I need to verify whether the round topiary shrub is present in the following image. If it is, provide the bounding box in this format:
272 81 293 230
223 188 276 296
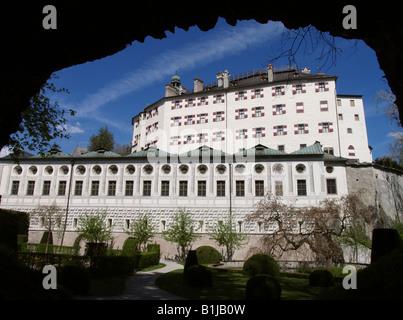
196 246 222 265
243 253 280 277
245 274 281 300
184 265 213 287
309 269 335 287
58 265 90 295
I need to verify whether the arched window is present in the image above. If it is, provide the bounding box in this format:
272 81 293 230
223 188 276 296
348 145 355 156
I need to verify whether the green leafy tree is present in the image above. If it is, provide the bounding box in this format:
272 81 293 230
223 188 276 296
124 214 156 251
209 213 248 261
32 203 64 253
162 208 199 260
88 126 115 151
76 210 114 244
7 74 75 160
337 220 371 263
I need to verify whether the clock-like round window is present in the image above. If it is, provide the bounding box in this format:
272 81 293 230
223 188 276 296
272 163 284 174
254 164 264 174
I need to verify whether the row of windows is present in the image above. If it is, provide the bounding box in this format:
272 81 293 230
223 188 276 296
10 178 338 197
135 82 342 126
169 101 333 128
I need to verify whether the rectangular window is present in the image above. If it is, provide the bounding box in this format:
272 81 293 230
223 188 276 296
255 89 261 98
179 181 188 197
198 181 206 196
217 180 225 197
296 84 302 94
143 180 151 196
216 111 223 121
188 99 194 107
319 82 325 92
74 181 83 196
275 181 283 196
201 97 206 105
327 179 337 194
324 147 334 155
91 181 100 196
42 181 51 196
297 180 307 196
238 91 245 100
125 181 134 196
108 181 116 196
200 113 207 123
216 95 222 103
57 181 67 196
236 180 245 197
277 125 284 136
338 113 343 120
255 180 264 197
275 86 282 96
11 181 19 195
355 114 359 121
322 122 329 132
350 100 355 106
278 145 285 152
298 124 305 134
255 106 262 117
161 181 169 196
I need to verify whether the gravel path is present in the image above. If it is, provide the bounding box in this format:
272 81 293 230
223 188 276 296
79 259 185 300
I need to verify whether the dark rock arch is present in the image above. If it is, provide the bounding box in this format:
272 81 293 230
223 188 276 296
2 2 402 149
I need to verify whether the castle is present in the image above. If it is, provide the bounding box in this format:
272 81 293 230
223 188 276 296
1 65 401 263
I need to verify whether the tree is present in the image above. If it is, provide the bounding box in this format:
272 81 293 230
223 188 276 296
377 89 403 165
31 203 64 253
76 210 114 244
247 192 374 264
7 74 75 161
209 213 248 261
124 214 156 251
113 143 132 156
88 126 115 151
162 208 199 260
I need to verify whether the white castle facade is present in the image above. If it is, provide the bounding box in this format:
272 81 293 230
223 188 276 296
1 65 400 263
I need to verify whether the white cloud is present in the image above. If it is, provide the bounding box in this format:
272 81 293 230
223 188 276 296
61 122 84 134
75 21 285 119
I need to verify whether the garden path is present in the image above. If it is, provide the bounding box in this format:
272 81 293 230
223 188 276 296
80 259 185 300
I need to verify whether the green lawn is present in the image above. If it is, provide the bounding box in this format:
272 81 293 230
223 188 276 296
155 268 337 300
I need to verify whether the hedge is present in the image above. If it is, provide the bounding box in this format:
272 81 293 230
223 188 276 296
0 209 29 251
17 252 87 270
18 243 78 256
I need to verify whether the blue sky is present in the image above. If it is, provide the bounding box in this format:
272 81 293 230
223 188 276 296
46 18 394 160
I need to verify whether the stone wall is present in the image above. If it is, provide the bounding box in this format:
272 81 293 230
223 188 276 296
346 163 403 227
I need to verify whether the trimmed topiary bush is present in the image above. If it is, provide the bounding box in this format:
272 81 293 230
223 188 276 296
184 265 213 287
184 250 198 271
245 274 281 300
243 253 280 277
371 228 402 264
122 237 139 257
196 246 222 265
309 269 335 287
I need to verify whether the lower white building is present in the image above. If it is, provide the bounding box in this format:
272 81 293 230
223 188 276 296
0 142 385 263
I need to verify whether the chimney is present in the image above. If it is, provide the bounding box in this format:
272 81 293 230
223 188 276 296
216 70 230 89
301 67 311 74
267 64 274 82
165 84 177 97
194 77 204 93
